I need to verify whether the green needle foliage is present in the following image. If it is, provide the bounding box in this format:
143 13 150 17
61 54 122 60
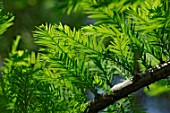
0 2 14 36
0 0 170 112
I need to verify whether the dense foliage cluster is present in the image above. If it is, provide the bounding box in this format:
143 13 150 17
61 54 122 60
0 0 170 112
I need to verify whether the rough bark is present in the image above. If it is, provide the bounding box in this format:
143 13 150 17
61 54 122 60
86 61 170 113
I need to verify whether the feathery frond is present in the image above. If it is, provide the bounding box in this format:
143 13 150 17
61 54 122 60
0 3 14 36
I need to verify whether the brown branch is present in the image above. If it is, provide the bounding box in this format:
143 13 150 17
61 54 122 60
86 61 170 113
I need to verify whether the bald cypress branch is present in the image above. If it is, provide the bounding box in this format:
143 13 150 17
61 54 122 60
86 61 170 113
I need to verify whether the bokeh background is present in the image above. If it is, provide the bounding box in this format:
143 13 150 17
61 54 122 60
0 0 88 59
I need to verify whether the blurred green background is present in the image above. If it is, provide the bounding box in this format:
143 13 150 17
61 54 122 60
0 0 87 60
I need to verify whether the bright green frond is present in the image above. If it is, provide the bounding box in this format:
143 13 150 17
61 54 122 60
0 3 14 36
34 23 107 59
